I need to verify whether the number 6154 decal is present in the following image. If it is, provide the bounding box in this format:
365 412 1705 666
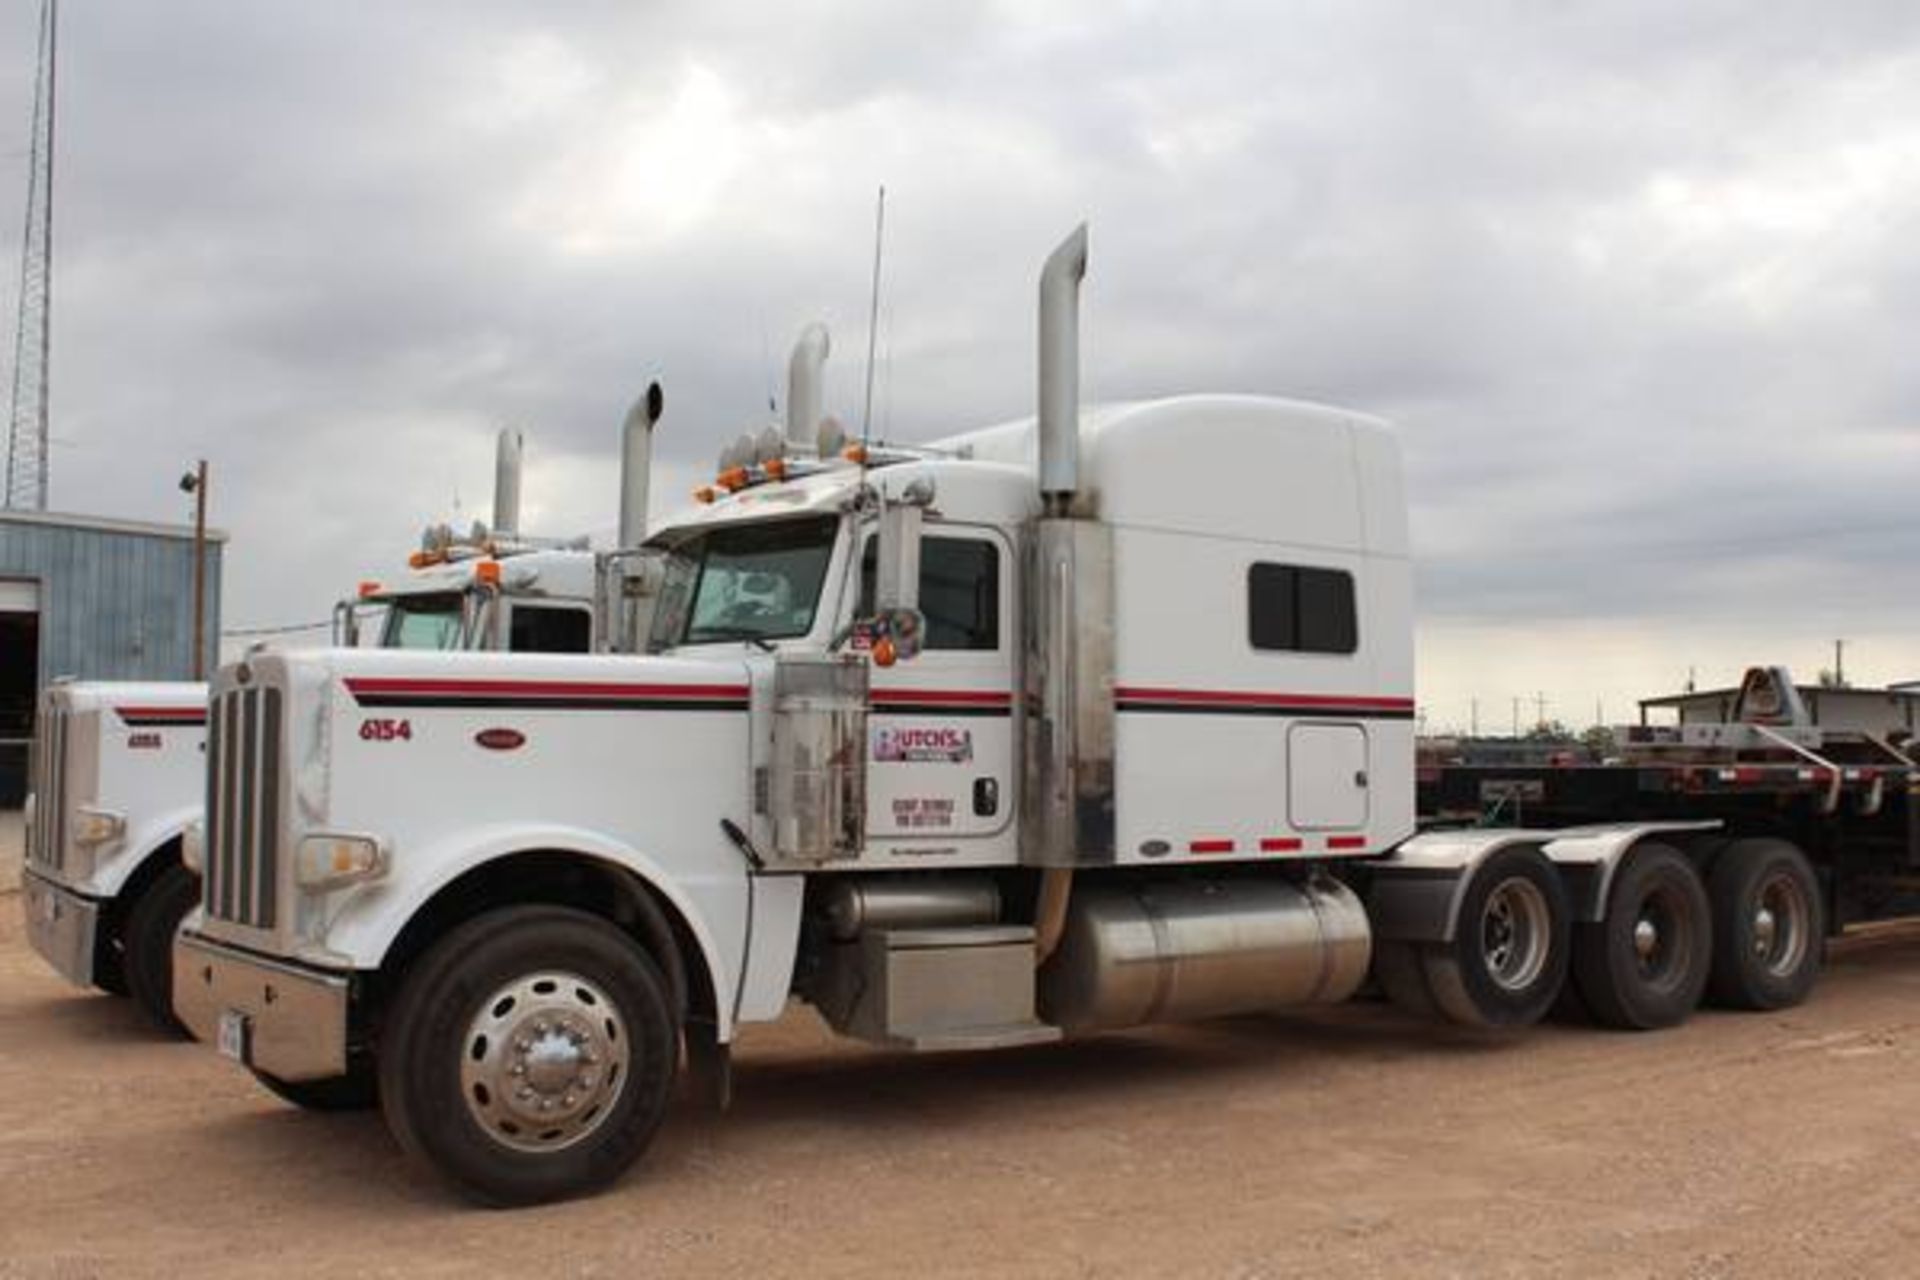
359 718 413 742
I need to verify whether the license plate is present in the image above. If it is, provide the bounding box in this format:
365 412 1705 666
217 1009 251 1064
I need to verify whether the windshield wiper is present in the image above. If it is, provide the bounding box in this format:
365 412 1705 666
686 627 777 651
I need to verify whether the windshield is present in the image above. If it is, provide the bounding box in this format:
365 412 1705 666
651 516 838 648
379 591 469 650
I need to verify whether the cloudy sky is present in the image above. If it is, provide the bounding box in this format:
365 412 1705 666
5 1 1920 731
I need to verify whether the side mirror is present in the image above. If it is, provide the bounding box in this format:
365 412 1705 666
873 493 927 664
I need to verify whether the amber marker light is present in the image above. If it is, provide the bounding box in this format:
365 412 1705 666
474 560 502 587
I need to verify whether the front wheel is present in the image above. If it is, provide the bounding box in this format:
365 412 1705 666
123 863 200 1036
377 906 679 1206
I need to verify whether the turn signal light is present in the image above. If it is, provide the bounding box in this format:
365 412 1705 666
357 580 382 599
474 560 502 588
72 806 126 847
716 466 751 492
295 833 389 892
843 444 869 464
764 457 790 481
872 635 898 668
693 486 718 505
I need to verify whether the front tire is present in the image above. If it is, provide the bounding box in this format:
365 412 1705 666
378 906 679 1206
123 863 199 1036
1571 842 1711 1030
1707 838 1823 1010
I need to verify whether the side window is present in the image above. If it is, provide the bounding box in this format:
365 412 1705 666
508 605 593 654
1249 563 1357 655
859 535 1001 651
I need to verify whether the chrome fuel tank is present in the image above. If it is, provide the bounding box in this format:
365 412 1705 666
1038 875 1371 1031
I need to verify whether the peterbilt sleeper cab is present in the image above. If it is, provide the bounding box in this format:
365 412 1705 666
173 226 1800 1206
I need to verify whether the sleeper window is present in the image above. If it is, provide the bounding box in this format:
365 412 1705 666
1249 563 1357 655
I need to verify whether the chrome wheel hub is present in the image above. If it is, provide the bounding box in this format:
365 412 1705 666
460 971 628 1153
1633 917 1660 961
1480 876 1552 992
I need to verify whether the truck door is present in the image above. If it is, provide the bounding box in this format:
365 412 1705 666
859 526 1015 854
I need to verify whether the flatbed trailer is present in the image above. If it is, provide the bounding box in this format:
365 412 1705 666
1420 672 1920 937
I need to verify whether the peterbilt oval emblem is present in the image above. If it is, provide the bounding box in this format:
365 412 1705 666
475 727 525 751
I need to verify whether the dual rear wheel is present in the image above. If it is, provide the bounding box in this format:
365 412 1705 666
1380 837 1824 1032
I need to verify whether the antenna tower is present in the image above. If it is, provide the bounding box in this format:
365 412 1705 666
5 0 56 510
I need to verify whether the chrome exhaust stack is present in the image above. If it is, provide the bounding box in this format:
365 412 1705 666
492 428 523 538
1023 222 1114 869
786 322 830 449
618 381 664 550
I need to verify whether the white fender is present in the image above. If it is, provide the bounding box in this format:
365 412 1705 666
91 804 203 899
316 822 750 1040
1541 821 1721 922
1368 828 1556 943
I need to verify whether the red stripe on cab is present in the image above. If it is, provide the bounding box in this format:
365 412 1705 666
342 677 748 699
1113 686 1414 711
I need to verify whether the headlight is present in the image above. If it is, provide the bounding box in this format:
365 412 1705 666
295 832 388 892
72 806 126 847
180 819 205 874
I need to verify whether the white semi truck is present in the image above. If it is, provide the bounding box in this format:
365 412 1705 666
20 426 634 1037
173 226 1832 1205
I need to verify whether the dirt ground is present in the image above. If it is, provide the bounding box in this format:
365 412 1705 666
6 820 1920 1280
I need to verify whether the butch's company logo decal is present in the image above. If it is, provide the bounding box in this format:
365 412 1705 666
873 725 974 764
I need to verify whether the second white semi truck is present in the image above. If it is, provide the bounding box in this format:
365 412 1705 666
21 426 630 1038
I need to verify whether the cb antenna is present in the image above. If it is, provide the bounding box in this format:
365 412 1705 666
860 184 885 450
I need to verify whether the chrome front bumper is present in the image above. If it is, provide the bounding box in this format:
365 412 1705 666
173 930 350 1081
21 870 99 988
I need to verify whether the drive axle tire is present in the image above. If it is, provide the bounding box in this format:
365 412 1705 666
1707 839 1823 1011
1571 842 1711 1031
123 863 200 1037
378 906 679 1207
254 1062 379 1111
1377 845 1570 1029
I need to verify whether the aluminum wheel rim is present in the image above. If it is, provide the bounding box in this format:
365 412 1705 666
1481 876 1552 992
1752 870 1811 979
459 970 628 1154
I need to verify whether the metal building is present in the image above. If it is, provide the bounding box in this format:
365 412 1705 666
0 509 224 802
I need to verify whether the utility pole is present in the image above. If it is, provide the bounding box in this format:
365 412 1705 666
181 461 207 679
1470 697 1479 738
1534 691 1548 732
1835 638 1846 688
5 0 57 510
1511 697 1520 738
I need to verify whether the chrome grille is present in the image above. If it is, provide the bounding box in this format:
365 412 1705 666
205 685 283 929
27 702 67 871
